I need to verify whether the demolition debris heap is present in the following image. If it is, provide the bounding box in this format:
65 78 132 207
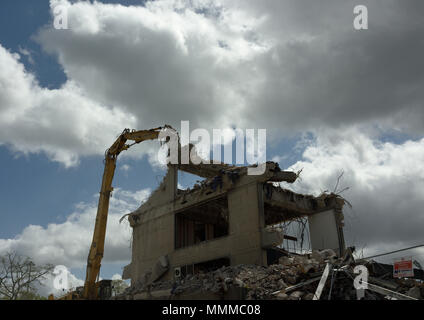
116 248 423 300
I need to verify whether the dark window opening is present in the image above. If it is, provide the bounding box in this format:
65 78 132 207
264 202 305 226
266 247 288 266
175 196 229 249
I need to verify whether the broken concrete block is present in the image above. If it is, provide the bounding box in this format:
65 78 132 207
301 263 317 274
261 227 284 248
285 276 298 285
278 279 287 289
303 293 315 300
222 282 228 292
289 291 304 300
406 286 422 299
276 292 289 300
137 271 152 288
149 255 169 284
279 256 294 266
122 263 132 280
134 292 149 300
268 171 298 183
309 258 321 265
234 278 245 287
311 250 325 264
150 289 172 299
319 249 337 260
310 249 337 264
293 255 308 265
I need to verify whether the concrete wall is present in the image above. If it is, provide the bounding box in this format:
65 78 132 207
308 209 344 256
227 182 266 266
128 206 175 283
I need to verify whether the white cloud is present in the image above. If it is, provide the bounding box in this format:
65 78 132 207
0 44 137 167
120 164 131 172
0 188 151 269
18 46 34 65
35 0 265 136
1 0 423 166
283 127 424 259
223 0 424 133
111 273 122 281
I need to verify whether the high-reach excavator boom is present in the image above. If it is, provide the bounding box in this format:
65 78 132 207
82 126 173 299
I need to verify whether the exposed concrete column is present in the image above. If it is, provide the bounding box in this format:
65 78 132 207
227 183 267 266
257 183 268 265
165 164 178 201
123 166 178 283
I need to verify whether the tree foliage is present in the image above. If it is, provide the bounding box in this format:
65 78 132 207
0 251 54 300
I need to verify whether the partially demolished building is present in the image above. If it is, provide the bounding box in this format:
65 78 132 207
122 154 346 286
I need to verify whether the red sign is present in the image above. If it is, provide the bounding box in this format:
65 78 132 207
393 257 414 278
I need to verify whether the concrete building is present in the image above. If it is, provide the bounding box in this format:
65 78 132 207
122 157 345 285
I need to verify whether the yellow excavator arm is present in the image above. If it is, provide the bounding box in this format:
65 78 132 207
82 126 173 299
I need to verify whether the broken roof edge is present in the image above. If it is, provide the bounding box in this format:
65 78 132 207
268 184 346 207
177 161 297 181
263 185 346 225
173 143 298 182
125 169 345 229
124 161 298 222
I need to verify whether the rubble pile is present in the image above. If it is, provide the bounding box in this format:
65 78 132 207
118 249 423 300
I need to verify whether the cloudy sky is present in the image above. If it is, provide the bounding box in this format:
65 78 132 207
0 0 423 294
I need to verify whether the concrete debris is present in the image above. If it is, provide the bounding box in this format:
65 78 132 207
150 255 169 284
114 248 423 300
276 292 288 300
133 255 169 289
289 291 304 300
406 286 422 299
